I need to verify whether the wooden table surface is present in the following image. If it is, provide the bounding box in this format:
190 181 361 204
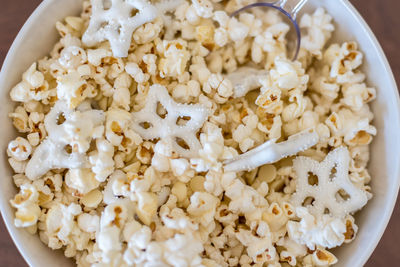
0 0 399 266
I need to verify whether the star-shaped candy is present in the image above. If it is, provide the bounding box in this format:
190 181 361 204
291 147 368 218
25 101 105 180
224 128 319 172
131 84 210 158
82 0 158 57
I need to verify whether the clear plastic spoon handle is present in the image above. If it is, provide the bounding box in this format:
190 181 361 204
276 0 308 19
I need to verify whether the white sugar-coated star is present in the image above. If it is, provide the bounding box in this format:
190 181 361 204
131 84 210 158
291 147 368 218
224 128 319 172
82 0 158 57
25 101 104 180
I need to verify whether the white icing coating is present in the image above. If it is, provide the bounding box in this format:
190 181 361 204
226 67 268 98
224 128 319 172
131 84 209 158
82 0 158 57
291 147 368 218
25 139 86 181
25 101 105 180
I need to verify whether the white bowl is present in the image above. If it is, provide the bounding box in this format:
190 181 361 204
0 0 399 266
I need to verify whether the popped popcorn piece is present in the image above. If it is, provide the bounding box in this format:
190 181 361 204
44 203 83 249
89 138 115 182
10 184 41 227
192 0 213 18
136 191 158 225
276 237 307 266
57 71 92 109
132 84 210 157
326 108 376 146
10 63 50 103
221 172 268 214
78 213 100 233
287 207 349 250
105 108 142 148
82 0 158 57
300 8 334 58
187 192 219 226
7 137 32 161
59 45 87 70
236 222 277 264
203 73 233 104
65 168 100 194
190 122 236 172
291 147 369 218
158 39 191 77
232 113 258 152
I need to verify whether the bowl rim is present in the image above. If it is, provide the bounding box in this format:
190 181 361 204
337 1 400 266
0 0 399 266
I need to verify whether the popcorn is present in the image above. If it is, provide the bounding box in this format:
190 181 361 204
89 138 115 182
81 189 103 208
287 207 348 250
325 42 365 84
341 83 376 111
105 108 136 147
214 28 228 47
192 0 213 18
325 108 376 145
203 73 233 104
65 168 100 194
235 223 277 264
9 106 29 133
57 71 92 109
187 192 219 226
6 2 376 266
7 137 32 161
277 237 307 266
136 192 158 225
221 172 267 215
125 62 150 84
190 122 234 172
59 46 87 70
87 48 112 66
300 8 334 58
78 213 100 233
10 63 50 103
172 80 201 103
158 39 191 77
232 113 258 152
227 18 249 42
133 17 163 44
44 203 83 249
10 184 41 227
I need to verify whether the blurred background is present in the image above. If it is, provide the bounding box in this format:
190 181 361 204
0 0 399 266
